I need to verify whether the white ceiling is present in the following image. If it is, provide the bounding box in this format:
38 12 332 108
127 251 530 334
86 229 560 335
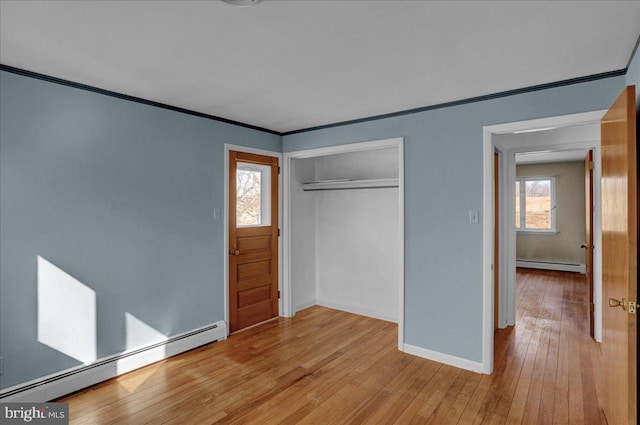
1 1 639 134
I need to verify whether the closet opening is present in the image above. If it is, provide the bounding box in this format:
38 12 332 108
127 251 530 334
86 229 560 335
283 138 405 349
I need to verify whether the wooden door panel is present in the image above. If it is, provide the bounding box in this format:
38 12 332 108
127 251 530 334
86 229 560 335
237 226 273 237
238 260 271 279
238 276 273 292
238 285 272 308
237 276 273 290
229 150 279 333
238 300 274 330
601 85 636 425
236 251 273 265
238 235 271 252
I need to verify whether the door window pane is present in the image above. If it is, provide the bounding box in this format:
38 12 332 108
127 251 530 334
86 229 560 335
236 162 271 226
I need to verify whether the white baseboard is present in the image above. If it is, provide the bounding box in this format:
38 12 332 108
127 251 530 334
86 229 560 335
0 320 227 402
315 299 397 323
402 343 485 374
516 260 586 274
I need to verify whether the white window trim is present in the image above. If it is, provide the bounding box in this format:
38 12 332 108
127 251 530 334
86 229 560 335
516 176 556 233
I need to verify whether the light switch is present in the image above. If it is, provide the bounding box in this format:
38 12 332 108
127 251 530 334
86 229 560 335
469 209 479 224
213 208 221 220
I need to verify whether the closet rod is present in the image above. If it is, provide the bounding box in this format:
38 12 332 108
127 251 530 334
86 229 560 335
303 185 399 192
302 177 399 191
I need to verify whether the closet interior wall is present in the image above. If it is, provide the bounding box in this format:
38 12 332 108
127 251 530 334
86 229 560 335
290 148 400 322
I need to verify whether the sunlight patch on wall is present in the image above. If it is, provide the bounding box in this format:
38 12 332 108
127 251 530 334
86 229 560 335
125 312 167 350
37 256 97 364
116 313 167 378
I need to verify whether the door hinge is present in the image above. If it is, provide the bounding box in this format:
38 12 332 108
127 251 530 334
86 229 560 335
278 228 280 237
628 301 636 314
278 166 281 175
278 290 281 299
589 160 594 170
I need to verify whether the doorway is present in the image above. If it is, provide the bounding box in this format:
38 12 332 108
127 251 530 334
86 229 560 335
482 110 606 373
224 145 283 334
512 151 594 331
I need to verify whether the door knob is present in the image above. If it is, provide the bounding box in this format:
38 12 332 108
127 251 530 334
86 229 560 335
230 248 240 256
609 297 627 310
580 244 587 249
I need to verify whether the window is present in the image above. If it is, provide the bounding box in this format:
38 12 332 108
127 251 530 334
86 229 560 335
236 162 271 226
515 176 556 232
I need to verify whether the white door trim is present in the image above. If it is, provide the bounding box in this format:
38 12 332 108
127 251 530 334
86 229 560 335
283 137 405 349
224 144 283 335
482 110 606 373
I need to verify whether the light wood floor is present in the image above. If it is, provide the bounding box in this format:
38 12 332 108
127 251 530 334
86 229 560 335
60 269 605 424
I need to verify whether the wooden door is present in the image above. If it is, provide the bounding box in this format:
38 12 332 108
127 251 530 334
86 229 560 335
584 150 594 338
494 152 499 329
229 151 279 333
601 85 636 425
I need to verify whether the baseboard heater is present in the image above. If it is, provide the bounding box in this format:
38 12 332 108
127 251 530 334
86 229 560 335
516 260 586 274
0 320 227 403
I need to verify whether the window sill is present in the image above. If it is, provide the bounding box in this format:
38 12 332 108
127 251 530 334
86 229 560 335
516 230 558 235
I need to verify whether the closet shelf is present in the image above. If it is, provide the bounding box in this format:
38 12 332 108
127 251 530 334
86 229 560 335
302 178 399 191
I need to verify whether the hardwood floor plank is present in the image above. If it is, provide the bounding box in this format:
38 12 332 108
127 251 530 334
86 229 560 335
553 287 571 425
425 369 482 424
366 359 442 423
538 275 562 422
239 329 394 424
394 364 462 422
504 272 550 424
567 285 587 424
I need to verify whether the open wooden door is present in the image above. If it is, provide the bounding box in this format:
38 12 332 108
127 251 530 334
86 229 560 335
229 151 279 333
601 85 637 425
584 150 594 338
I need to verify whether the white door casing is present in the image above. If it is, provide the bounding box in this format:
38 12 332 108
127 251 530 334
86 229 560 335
482 109 606 373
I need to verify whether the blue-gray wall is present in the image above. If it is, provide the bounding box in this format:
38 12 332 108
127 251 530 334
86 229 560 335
0 70 280 389
282 75 626 363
